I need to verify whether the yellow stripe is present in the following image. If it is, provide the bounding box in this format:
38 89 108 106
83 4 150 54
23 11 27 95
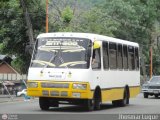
101 88 124 102
129 86 140 97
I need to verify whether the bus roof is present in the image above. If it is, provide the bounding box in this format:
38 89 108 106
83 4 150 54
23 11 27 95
37 32 139 47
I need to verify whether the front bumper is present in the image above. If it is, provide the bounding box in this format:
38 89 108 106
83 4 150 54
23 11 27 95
142 89 160 94
27 81 93 99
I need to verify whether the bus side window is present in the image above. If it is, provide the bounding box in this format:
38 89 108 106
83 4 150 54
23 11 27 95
135 47 139 70
117 44 123 69
103 41 109 69
109 42 117 69
123 45 128 70
92 48 101 69
128 46 135 70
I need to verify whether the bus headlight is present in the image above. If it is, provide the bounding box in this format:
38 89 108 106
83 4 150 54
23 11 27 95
73 84 87 90
27 82 38 88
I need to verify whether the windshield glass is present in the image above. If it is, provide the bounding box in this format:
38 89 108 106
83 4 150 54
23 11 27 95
30 37 92 69
150 76 160 83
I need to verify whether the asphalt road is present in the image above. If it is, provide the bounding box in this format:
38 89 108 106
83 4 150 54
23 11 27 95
0 93 160 120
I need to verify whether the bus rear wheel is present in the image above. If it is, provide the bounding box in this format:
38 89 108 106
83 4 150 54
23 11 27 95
39 97 50 110
94 95 101 110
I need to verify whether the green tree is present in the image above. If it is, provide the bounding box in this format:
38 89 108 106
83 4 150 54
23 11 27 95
0 0 45 73
100 0 160 75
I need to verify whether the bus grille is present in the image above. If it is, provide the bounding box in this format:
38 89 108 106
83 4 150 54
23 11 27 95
41 83 69 88
42 90 49 96
61 91 68 96
50 91 68 97
50 91 59 96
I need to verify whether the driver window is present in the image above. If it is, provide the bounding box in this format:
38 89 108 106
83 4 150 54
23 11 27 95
92 48 101 69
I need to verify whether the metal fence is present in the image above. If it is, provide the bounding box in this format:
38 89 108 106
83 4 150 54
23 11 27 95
0 74 27 97
0 74 27 81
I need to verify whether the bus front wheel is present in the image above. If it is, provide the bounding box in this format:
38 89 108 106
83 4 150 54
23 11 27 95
39 97 50 110
94 93 101 110
86 99 94 111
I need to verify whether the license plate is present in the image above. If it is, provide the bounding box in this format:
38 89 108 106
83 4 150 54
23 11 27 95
49 72 66 80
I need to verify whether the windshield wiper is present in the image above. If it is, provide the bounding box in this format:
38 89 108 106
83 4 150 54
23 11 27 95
40 41 68 73
57 41 68 69
40 50 57 73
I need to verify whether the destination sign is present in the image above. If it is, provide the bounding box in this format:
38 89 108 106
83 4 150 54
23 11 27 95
45 40 78 46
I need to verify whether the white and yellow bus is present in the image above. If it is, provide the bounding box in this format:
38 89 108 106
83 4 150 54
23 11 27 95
27 32 140 111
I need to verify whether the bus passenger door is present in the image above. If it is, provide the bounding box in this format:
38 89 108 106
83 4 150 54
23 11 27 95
91 41 102 84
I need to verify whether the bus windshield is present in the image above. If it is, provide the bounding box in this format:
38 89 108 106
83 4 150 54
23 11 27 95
30 37 92 69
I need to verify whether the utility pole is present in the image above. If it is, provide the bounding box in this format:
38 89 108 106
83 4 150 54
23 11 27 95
149 21 160 78
150 46 152 79
46 0 49 33
149 29 159 79
149 30 157 79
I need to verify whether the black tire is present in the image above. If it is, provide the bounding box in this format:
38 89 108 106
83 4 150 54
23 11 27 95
119 89 129 107
155 94 158 98
86 99 94 111
39 97 50 110
93 88 102 110
124 89 129 105
112 100 120 107
144 93 148 98
94 98 101 110
50 100 59 107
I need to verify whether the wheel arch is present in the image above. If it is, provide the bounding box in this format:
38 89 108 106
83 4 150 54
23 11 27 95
93 86 102 102
124 85 130 97
124 85 130 104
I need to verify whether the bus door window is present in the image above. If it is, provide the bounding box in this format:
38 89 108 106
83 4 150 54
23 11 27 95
92 48 101 69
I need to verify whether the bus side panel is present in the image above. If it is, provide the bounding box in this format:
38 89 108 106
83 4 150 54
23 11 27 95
129 86 140 98
101 86 140 103
101 88 124 102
